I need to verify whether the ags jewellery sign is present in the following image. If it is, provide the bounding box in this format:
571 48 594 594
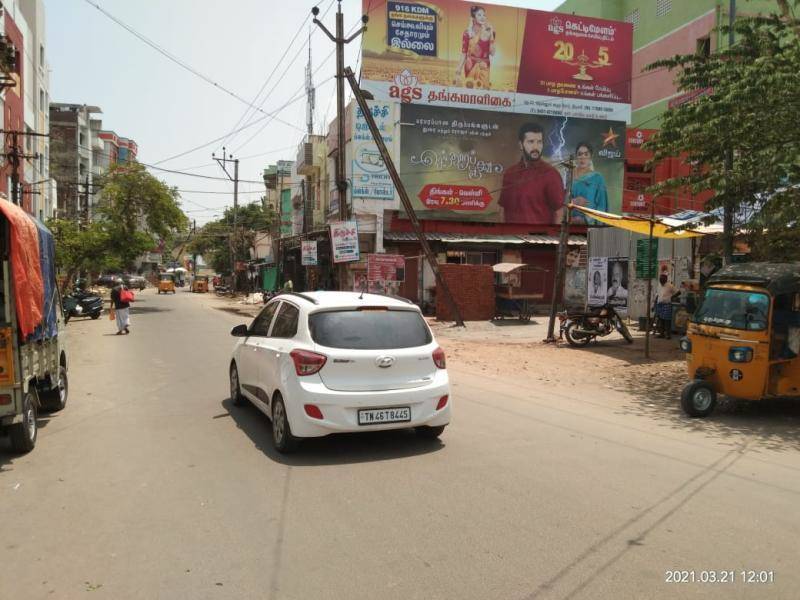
330 221 360 263
361 0 633 122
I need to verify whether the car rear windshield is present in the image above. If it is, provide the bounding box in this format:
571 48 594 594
309 308 432 349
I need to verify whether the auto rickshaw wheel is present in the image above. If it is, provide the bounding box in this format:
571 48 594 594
681 380 717 418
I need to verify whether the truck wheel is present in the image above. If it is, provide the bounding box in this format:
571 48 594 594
681 380 717 418
565 322 592 347
41 367 68 413
9 391 38 453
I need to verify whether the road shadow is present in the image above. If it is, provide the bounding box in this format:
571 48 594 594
129 306 172 315
558 334 681 366
489 319 539 327
213 306 259 320
221 398 445 466
609 359 800 453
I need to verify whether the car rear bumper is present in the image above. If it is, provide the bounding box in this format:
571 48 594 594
284 374 451 438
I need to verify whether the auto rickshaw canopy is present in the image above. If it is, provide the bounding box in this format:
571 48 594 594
160 273 175 281
707 263 800 295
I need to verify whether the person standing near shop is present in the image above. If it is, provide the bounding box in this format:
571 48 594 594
655 274 677 339
110 278 132 335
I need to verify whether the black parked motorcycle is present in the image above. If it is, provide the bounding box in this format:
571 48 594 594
63 289 103 323
559 304 634 347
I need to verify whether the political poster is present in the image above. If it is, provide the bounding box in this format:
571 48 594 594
361 0 632 122
588 257 607 307
301 240 318 266
400 103 624 223
330 221 360 263
607 257 629 309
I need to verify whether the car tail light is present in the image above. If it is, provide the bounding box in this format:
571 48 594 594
304 404 324 419
290 350 327 376
432 347 446 369
436 395 448 410
0 394 11 405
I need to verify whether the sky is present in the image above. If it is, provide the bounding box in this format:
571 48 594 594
46 0 564 224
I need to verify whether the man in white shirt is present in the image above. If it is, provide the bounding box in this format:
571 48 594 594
655 274 678 339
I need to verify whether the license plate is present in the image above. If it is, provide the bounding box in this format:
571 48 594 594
358 407 411 426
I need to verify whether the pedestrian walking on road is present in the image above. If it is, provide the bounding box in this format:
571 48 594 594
110 278 132 335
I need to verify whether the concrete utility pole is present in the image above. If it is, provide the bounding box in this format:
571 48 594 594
344 67 465 327
213 147 240 288
723 0 736 265
545 158 575 343
1 130 47 207
313 1 367 289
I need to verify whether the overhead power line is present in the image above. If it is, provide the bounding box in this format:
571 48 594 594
82 0 305 133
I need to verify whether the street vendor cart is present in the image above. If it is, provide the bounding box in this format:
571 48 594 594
492 263 546 322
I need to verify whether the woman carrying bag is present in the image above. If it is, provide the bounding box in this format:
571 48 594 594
110 278 134 335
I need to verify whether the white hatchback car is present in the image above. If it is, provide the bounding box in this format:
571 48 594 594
229 291 451 452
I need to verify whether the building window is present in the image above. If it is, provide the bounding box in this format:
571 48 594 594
697 36 711 58
39 44 44 67
625 9 640 31
39 88 45 111
656 0 672 18
79 132 86 147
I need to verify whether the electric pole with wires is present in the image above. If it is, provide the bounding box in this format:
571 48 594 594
1 129 47 208
212 148 240 288
313 1 368 289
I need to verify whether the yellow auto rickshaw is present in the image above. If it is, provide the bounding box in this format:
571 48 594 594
192 275 209 293
158 273 176 294
680 263 800 417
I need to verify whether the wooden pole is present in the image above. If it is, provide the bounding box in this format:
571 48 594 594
545 158 574 342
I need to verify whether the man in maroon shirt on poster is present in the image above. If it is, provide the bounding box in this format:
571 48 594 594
498 123 565 224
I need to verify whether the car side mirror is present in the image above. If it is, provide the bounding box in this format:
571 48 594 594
230 324 249 337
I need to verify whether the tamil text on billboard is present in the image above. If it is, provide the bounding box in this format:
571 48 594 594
352 101 397 201
330 221 360 263
362 0 632 122
399 104 625 223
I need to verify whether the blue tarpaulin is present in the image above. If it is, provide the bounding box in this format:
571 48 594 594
29 217 58 341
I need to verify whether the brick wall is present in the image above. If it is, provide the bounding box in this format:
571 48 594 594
436 264 495 321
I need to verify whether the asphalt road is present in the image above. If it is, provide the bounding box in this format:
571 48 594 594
1 288 799 600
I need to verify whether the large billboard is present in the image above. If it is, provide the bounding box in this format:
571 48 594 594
362 0 632 122
399 104 625 223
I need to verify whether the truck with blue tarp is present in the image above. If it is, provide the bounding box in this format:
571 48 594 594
0 199 68 453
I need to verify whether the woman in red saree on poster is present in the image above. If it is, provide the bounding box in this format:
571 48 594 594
454 5 495 89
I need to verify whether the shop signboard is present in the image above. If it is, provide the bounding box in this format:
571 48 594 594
330 221 360 263
367 254 406 282
352 101 396 201
301 240 318 266
400 103 625 223
636 239 658 279
361 0 632 122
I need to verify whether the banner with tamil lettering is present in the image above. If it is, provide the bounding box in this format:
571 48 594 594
361 0 632 122
399 104 625 223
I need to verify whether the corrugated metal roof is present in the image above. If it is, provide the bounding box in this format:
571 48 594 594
383 232 587 245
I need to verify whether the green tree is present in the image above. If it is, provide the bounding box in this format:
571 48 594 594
47 219 121 293
95 162 189 267
644 0 800 261
188 202 274 274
